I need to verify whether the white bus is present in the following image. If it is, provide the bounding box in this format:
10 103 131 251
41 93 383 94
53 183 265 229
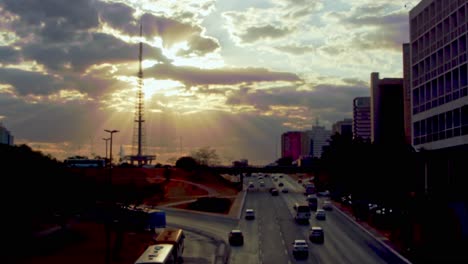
135 244 175 264
154 228 185 263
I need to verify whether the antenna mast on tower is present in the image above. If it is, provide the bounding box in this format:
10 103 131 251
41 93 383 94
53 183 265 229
125 22 156 166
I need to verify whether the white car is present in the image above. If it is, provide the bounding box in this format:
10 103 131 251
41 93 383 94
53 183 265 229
259 181 265 187
322 200 333 211
292 239 309 259
245 209 255 220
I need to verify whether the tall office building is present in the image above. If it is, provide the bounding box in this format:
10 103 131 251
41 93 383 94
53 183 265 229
281 131 309 161
353 97 371 141
0 123 14 145
410 0 468 150
306 122 331 158
332 118 353 138
403 43 413 145
370 73 405 145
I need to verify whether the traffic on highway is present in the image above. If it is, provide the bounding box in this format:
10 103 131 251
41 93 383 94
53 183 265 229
163 173 411 264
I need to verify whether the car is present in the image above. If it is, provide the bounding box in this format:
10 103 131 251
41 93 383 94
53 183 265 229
315 209 326 220
322 200 333 211
309 226 324 243
278 182 284 187
292 239 309 259
270 188 279 196
281 187 289 193
259 181 265 187
298 179 302 183
245 209 255 220
274 178 278 182
279 175 283 178
229 230 244 246
317 190 330 197
248 181 254 188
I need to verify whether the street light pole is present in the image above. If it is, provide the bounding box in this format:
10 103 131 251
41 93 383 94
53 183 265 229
104 129 119 167
102 138 110 165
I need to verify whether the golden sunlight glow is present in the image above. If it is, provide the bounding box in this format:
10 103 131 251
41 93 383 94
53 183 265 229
0 84 15 94
4 60 47 73
47 90 91 102
143 79 183 99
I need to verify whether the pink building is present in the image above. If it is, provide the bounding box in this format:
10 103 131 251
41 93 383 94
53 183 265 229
281 131 309 161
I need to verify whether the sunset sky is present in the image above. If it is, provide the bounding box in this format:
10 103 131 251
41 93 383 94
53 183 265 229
0 0 413 165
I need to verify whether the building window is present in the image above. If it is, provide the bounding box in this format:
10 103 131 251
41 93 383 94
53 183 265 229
453 68 460 90
454 108 461 127
447 110 453 129
461 64 467 87
462 105 468 135
439 113 446 140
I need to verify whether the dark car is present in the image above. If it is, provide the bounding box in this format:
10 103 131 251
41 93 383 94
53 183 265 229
278 182 284 187
309 226 324 243
229 230 244 246
271 188 279 196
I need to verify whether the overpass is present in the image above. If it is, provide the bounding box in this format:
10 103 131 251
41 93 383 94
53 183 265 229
209 165 319 175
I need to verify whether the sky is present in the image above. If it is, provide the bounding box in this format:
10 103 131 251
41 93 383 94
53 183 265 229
0 0 415 165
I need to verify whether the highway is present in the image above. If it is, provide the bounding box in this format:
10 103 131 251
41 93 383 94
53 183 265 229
232 174 410 264
163 174 410 264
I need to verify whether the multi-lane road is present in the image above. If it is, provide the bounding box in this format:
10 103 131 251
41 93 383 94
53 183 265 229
164 174 411 264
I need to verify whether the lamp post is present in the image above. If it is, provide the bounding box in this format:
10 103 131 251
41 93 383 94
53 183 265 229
104 129 119 167
102 138 110 166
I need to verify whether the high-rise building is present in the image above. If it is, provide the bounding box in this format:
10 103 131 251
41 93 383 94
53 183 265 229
353 97 371 141
0 123 14 145
370 72 405 145
306 121 331 158
332 118 353 138
403 43 413 145
410 0 468 150
281 131 309 161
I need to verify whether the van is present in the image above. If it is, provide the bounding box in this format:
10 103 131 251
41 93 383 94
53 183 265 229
293 203 311 224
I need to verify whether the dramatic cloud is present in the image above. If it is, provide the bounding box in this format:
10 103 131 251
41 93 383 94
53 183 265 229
0 0 410 164
0 46 21 64
273 44 315 55
226 82 368 114
0 68 61 95
143 64 302 86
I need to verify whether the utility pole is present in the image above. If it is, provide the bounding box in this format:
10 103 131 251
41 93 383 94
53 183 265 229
103 129 118 264
103 138 110 164
104 129 119 167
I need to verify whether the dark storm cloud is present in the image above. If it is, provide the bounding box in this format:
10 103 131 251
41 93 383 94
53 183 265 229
0 46 21 64
143 64 301 86
2 0 99 42
0 68 61 95
239 25 293 43
226 82 368 113
96 1 136 32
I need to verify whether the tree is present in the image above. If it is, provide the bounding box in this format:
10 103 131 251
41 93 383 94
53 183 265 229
175 156 199 171
190 147 220 166
276 156 293 166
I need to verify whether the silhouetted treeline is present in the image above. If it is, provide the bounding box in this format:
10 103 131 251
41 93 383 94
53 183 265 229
0 144 92 251
320 134 468 263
